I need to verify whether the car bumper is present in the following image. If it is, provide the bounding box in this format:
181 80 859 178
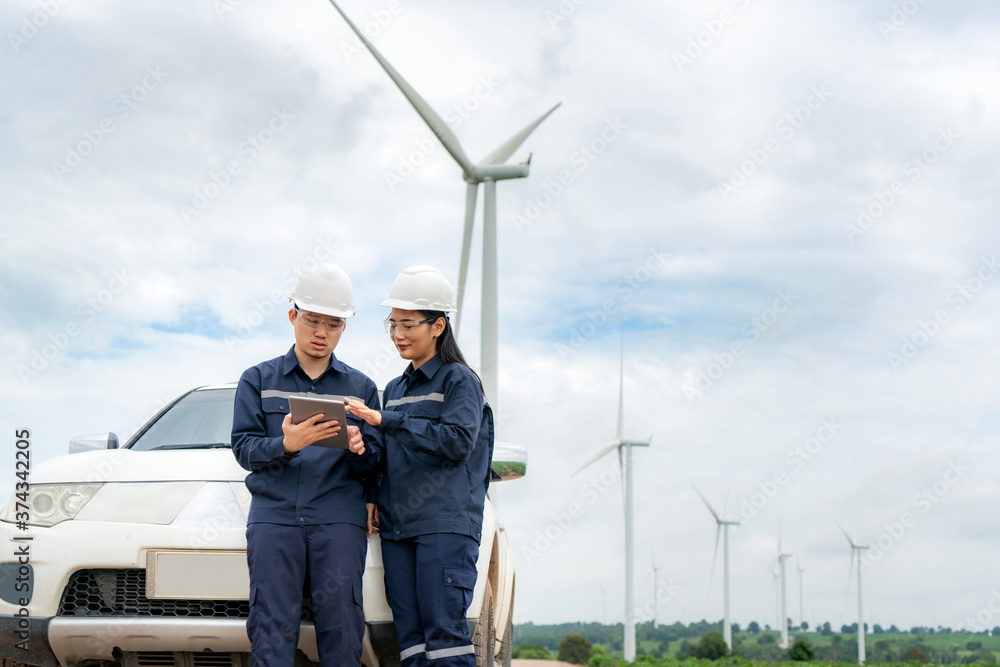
0 615 410 667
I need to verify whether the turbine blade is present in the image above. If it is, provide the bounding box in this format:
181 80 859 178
479 102 561 166
454 182 478 334
692 485 721 523
722 479 733 518
571 442 618 477
708 524 721 599
838 522 858 548
326 0 475 176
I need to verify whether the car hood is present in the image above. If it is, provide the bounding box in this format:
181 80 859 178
31 449 249 484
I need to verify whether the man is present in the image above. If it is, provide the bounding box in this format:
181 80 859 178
231 263 379 667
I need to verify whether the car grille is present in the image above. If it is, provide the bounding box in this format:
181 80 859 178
59 569 249 618
59 569 317 619
122 651 250 667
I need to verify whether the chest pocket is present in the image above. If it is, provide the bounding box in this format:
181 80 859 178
261 396 290 415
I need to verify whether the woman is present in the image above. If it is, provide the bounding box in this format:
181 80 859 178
346 265 494 667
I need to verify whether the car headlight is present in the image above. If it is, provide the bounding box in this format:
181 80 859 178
2 484 104 527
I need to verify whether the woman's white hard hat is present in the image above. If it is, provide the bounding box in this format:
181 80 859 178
380 265 458 313
289 263 356 318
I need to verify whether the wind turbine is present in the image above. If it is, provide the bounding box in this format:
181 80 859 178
840 525 870 665
776 536 792 649
651 553 662 629
797 559 806 630
326 0 560 407
770 565 780 633
573 334 650 662
600 584 607 625
692 485 740 650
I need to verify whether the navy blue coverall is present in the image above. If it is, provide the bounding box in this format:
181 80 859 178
231 346 380 667
372 354 494 667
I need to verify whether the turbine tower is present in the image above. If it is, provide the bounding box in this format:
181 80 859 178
573 333 650 662
840 525 870 665
326 0 560 407
693 486 740 650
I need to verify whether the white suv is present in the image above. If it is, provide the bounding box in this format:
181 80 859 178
0 384 524 667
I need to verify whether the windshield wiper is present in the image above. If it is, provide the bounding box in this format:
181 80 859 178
150 443 231 450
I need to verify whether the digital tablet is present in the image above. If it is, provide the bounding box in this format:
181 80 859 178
287 396 349 449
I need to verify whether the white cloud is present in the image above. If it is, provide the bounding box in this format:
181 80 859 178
2 0 998 633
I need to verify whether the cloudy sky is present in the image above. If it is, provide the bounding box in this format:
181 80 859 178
3 0 999 633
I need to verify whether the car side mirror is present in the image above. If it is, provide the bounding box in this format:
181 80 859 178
69 432 120 454
490 442 527 482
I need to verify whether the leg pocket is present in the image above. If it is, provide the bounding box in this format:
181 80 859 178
441 566 477 624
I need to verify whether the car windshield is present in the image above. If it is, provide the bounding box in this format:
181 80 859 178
129 388 236 451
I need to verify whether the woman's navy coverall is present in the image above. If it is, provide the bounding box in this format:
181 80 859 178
373 354 494 667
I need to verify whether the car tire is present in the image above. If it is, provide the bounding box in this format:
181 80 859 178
473 580 494 667
499 594 513 667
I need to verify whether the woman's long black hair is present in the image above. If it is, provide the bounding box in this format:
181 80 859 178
419 310 484 392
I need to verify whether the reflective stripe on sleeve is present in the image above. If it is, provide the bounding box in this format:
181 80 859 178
385 392 445 408
399 643 427 661
425 645 475 660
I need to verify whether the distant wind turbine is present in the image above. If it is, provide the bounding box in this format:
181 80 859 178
600 584 607 625
693 485 740 650
797 559 806 629
573 333 650 662
326 0 560 407
770 565 780 632
840 524 870 665
776 534 792 649
651 553 662 629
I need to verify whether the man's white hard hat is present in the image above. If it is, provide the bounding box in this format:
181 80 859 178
289 263 356 318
